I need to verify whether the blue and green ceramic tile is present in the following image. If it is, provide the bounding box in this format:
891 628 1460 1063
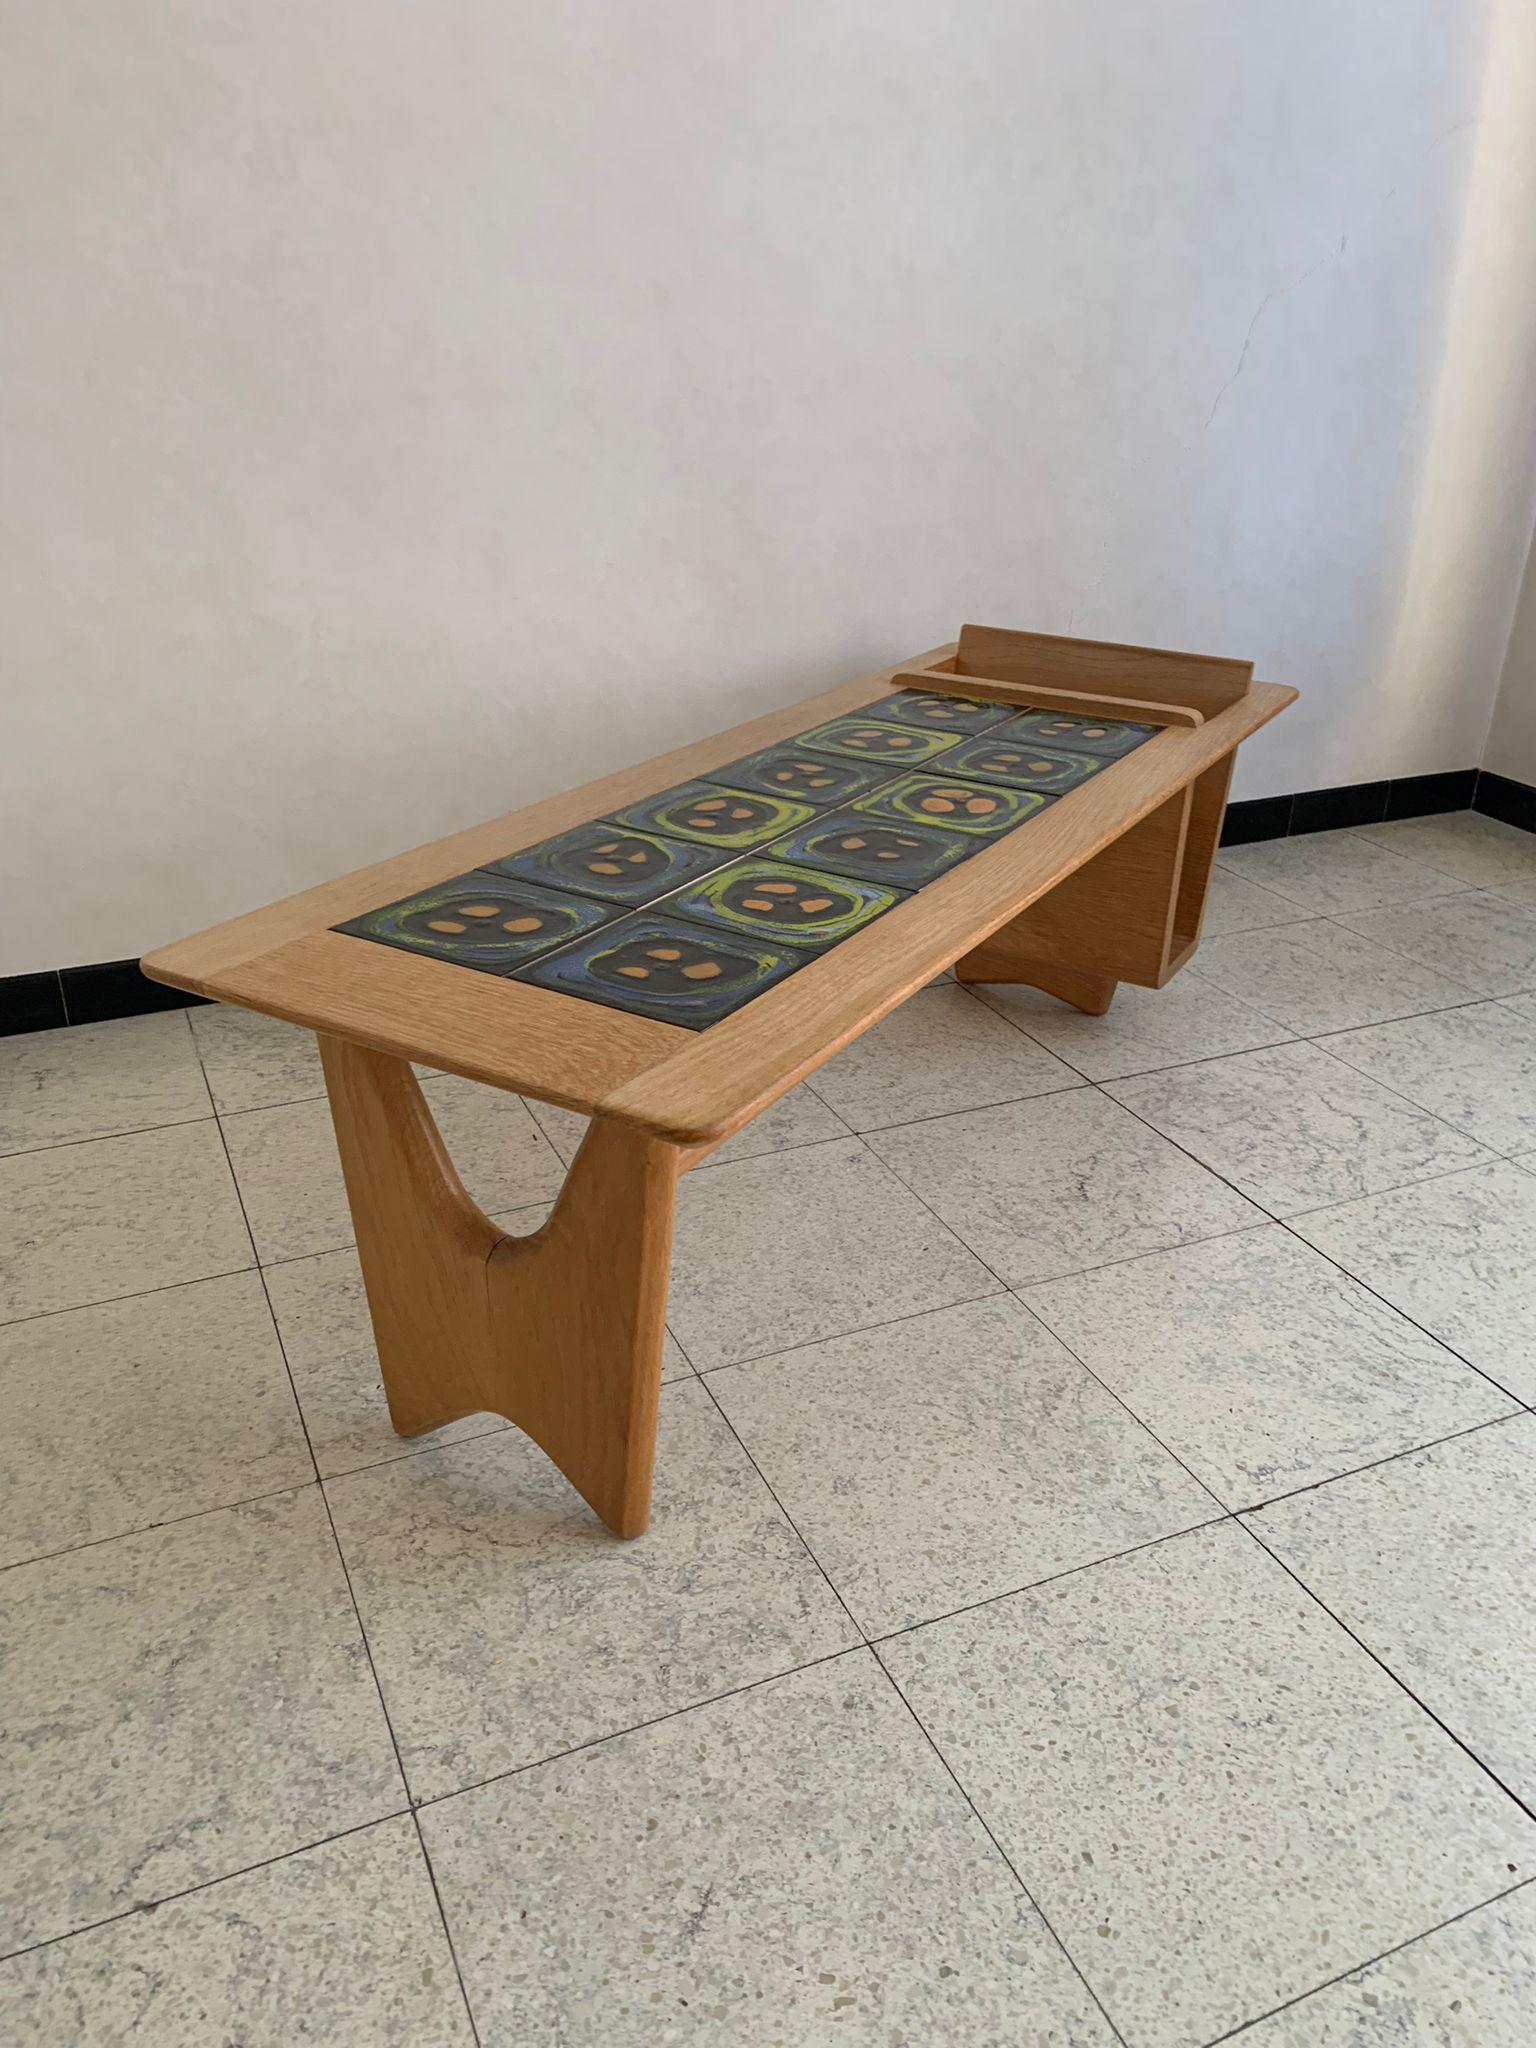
1000 709 1157 758
483 822 724 906
767 809 978 889
668 858 903 950
941 735 1106 794
336 871 613 974
859 688 1015 735
701 745 894 807
607 781 815 851
516 912 803 1029
852 774 1051 837
794 716 961 767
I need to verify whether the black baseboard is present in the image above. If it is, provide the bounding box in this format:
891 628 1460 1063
5 771 1533 1037
1220 766 1517 847
1 959 209 1039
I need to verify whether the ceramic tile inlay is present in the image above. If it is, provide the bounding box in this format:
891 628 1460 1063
666 858 903 951
481 821 728 907
336 870 614 974
515 911 806 1029
332 695 1152 1026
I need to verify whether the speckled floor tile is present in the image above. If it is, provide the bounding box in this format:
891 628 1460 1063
264 1223 689 1478
975 971 1293 1081
0 1013 211 1156
1248 1415 1536 1805
1199 867 1320 936
1023 1228 1513 1508
0 1486 403 1953
1104 1040 1489 1216
1490 874 1536 911
1356 812 1536 888
0 1121 253 1325
883 1522 1536 2048
0 1817 471 2044
1290 1162 1536 1405
665 1137 996 1370
1191 919 1475 1035
325 1380 857 1798
0 1272 311 1567
1333 891 1536 999
222 1079 565 1265
189 1002 327 1113
523 1081 848 1168
1320 998 1536 1153
864 1089 1262 1288
1215 829 1455 913
710 1295 1214 1634
804 982 1079 1131
1235 1885 1536 2046
422 1655 1116 2048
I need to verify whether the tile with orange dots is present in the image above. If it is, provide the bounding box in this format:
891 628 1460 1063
861 688 1016 735
607 781 815 851
483 821 725 906
793 716 961 767
1000 709 1158 758
335 872 615 974
851 773 1051 837
941 735 1106 794
766 810 977 888
515 912 804 1028
700 745 893 807
668 858 903 951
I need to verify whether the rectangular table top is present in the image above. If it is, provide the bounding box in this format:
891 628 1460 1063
143 643 1295 1144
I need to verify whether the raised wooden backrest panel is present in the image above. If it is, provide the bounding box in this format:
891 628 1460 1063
953 623 1253 717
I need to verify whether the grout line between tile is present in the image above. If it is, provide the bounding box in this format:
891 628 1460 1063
189 1021 486 2047
1201 1874 1536 2046
0 1811 417 1971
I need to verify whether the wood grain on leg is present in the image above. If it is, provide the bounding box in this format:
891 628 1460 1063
319 1035 679 1537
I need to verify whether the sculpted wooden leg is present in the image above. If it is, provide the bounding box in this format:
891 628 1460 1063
319 1035 679 1538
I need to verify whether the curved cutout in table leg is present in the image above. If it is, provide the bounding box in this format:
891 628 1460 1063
318 1035 678 1537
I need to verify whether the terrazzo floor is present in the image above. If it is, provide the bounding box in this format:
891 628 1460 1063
3 811 1536 2045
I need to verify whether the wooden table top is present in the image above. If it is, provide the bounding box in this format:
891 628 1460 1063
143 643 1295 1144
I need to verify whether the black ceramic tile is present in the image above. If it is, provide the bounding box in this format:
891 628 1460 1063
766 810 979 889
1383 770 1477 821
0 971 67 1037
1473 771 1536 834
666 857 904 951
699 746 894 807
1220 794 1294 846
64 960 208 1025
998 709 1158 759
857 688 1016 735
793 716 961 768
335 871 615 974
515 911 805 1029
607 781 816 851
940 734 1107 795
1290 781 1389 834
482 822 726 906
852 773 1052 837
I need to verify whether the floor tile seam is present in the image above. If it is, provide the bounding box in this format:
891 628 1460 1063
405 1643 872 1816
0 1808 415 1969
0 1260 260 1333
1093 1083 1531 1407
848 1121 1237 1521
866 1638 1133 2048
1201 1874 1536 2046
0 1108 219 1163
1233 1512 1536 1825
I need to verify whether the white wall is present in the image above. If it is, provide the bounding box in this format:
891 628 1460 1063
1484 537 1536 786
6 0 1536 975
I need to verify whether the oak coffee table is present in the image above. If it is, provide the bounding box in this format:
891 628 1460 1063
146 625 1295 1536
